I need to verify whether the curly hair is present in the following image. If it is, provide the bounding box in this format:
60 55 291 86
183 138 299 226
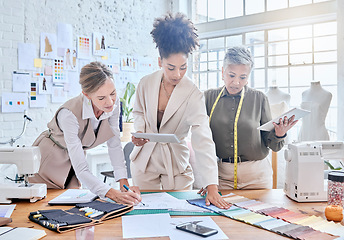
150 12 199 59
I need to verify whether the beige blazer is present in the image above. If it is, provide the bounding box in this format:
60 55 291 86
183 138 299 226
29 95 114 189
130 70 218 188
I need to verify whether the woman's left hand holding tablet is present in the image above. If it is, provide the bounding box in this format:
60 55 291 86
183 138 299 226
131 131 149 147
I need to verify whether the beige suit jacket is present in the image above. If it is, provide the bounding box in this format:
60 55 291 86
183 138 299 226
130 70 218 188
30 95 114 189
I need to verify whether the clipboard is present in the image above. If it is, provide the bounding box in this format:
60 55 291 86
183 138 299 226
257 107 310 132
131 132 180 143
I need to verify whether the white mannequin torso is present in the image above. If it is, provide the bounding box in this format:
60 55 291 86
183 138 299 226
298 81 332 141
266 86 291 118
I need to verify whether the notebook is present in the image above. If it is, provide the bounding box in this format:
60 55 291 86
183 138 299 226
0 227 46 240
48 189 98 205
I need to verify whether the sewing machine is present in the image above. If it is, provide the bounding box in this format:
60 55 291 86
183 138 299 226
284 141 344 202
0 146 47 204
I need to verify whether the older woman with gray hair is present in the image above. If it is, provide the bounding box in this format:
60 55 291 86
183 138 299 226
203 46 297 190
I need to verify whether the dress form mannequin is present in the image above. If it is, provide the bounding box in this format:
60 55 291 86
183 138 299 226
265 86 291 189
298 81 332 141
266 85 291 118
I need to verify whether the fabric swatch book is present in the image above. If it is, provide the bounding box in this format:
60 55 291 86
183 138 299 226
187 194 344 240
48 189 98 205
29 200 132 233
0 227 46 240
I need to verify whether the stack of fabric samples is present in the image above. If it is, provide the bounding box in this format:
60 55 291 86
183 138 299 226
221 194 344 240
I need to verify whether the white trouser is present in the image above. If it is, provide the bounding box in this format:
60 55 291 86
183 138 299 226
218 157 272 189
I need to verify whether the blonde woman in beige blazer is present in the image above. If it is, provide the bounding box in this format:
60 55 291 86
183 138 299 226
130 13 230 209
29 62 141 205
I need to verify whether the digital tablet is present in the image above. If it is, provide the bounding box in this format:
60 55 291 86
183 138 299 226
257 107 310 131
131 132 180 143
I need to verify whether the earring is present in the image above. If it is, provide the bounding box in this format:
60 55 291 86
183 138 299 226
88 99 92 105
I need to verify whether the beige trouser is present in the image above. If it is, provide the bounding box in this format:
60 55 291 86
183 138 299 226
131 144 194 190
218 157 272 189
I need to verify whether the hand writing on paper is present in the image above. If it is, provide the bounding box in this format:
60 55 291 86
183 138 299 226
105 188 142 206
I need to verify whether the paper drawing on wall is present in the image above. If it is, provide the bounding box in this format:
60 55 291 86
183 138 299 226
72 49 77 69
120 56 137 72
1 92 28 113
64 48 77 71
77 35 91 59
40 33 57 59
38 76 52 95
93 32 107 56
51 86 67 103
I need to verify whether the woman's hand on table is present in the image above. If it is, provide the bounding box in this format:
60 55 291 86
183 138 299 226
201 184 231 209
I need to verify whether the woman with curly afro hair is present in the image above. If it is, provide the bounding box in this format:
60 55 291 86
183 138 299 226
130 13 230 209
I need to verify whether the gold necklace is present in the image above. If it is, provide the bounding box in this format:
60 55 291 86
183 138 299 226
162 80 171 99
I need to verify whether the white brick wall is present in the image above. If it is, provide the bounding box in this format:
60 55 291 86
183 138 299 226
0 0 171 146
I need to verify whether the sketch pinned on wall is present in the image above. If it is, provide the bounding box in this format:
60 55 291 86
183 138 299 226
12 72 30 92
40 33 57 59
51 85 67 103
53 58 67 83
93 33 107 56
1 92 28 113
120 56 137 72
108 64 120 74
18 43 36 71
57 23 73 51
107 47 120 64
38 76 53 95
44 65 53 76
77 35 91 59
64 47 77 71
65 71 81 98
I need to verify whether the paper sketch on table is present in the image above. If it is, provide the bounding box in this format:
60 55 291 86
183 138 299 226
18 43 36 71
40 32 57 59
122 213 171 239
134 193 210 212
122 214 227 240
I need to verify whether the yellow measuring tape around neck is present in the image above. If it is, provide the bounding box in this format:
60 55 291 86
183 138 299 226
209 86 245 189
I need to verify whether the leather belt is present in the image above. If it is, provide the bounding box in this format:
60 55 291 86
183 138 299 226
220 157 249 163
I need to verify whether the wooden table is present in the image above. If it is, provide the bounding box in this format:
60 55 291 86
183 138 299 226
5 189 343 239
